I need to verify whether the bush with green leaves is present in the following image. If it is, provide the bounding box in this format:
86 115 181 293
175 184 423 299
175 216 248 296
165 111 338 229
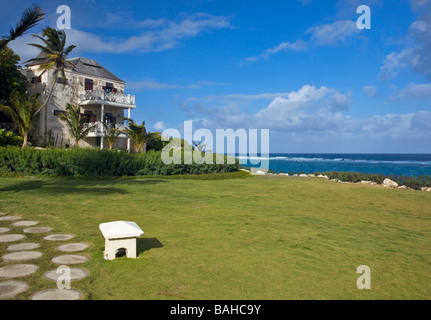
0 129 23 147
0 146 240 177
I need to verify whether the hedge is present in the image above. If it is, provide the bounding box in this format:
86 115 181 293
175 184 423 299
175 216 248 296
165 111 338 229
0 147 240 177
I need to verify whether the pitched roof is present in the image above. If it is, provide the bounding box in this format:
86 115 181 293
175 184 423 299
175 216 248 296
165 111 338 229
67 57 124 83
26 54 124 83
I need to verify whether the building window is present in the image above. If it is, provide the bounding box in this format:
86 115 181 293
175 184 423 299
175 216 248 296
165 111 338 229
31 77 41 84
57 77 68 85
104 82 114 93
85 78 93 91
54 110 67 116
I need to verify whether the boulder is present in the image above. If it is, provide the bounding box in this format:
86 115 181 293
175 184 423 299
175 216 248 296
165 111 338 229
255 170 266 175
398 185 407 189
361 181 371 184
383 178 398 188
299 174 308 177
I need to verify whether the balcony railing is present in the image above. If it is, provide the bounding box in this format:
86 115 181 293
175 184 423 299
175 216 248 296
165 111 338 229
0 123 16 131
78 90 135 106
83 122 127 135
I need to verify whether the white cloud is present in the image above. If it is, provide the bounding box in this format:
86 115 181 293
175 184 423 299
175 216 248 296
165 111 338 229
363 86 378 98
254 85 351 130
380 3 431 80
11 13 234 58
396 82 431 100
153 121 167 131
127 79 229 91
262 40 308 60
307 20 360 46
178 84 431 142
244 19 361 64
379 48 418 80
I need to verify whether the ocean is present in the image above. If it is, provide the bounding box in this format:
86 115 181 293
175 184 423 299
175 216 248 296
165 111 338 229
239 154 431 177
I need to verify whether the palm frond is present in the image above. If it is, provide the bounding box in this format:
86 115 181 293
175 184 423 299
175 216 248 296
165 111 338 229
0 6 45 50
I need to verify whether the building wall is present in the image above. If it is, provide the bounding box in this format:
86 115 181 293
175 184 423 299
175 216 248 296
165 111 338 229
24 67 130 149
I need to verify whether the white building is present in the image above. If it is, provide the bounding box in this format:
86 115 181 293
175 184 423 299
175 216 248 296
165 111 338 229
24 54 136 150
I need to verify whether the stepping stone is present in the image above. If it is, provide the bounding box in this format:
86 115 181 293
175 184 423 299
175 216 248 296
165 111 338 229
57 243 89 252
44 234 74 241
51 254 88 265
11 221 39 227
23 227 52 234
0 280 29 299
0 227 11 234
2 251 43 262
0 234 26 243
7 243 40 251
44 268 88 281
0 264 38 278
0 212 6 216
30 288 82 300
0 216 21 221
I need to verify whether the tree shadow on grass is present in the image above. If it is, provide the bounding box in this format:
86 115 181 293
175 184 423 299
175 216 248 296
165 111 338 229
0 179 167 195
137 237 164 255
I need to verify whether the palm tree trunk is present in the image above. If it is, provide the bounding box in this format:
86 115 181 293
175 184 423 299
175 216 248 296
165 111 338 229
35 74 57 116
22 132 28 148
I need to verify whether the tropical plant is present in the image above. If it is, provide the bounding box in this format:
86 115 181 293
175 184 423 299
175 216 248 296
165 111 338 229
26 27 76 114
121 119 154 153
0 5 45 50
0 47 28 105
59 103 95 147
0 91 40 147
0 129 23 147
102 122 121 150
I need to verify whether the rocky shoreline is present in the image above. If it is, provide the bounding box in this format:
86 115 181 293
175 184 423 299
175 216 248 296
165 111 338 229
240 169 431 192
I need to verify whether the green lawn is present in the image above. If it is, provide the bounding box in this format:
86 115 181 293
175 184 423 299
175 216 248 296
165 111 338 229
0 174 430 300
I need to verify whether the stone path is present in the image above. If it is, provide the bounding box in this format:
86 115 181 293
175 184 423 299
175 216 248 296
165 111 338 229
0 214 90 300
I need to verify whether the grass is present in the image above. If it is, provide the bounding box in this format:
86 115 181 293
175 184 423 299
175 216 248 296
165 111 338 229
0 173 430 300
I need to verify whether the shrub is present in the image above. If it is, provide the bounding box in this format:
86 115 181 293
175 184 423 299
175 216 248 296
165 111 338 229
0 146 241 177
0 129 23 147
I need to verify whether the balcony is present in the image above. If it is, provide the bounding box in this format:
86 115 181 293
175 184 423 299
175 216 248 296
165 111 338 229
83 122 127 138
78 90 136 108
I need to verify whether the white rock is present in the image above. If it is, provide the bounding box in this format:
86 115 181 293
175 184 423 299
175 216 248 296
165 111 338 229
299 174 308 177
255 170 266 175
383 178 398 188
398 185 407 189
308 174 316 177
240 169 250 173
361 181 371 184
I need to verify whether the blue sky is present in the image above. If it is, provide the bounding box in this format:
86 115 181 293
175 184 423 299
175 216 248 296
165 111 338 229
3 0 431 153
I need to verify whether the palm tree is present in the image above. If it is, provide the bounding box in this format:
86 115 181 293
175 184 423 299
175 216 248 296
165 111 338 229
102 122 121 150
0 5 45 50
122 119 154 153
0 91 40 147
26 27 76 114
59 103 95 147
